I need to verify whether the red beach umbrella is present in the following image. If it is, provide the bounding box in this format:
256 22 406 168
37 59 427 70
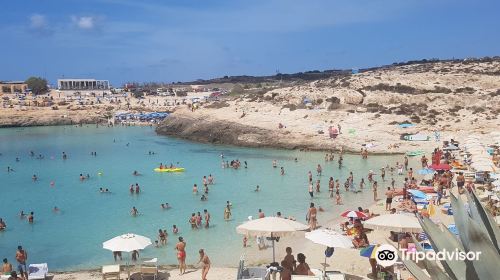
340 210 368 219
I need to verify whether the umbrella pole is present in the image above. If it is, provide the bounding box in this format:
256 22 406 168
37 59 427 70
272 233 276 263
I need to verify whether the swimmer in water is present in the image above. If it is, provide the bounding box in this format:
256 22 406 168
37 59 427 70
272 160 277 168
19 211 26 219
28 212 34 223
133 170 139 176
16 157 20 162
165 203 171 209
254 185 260 192
80 174 85 181
193 184 198 194
99 188 104 193
130 207 138 216
281 167 285 175
62 152 67 160
200 195 207 201
32 174 38 181
159 163 164 169
173 225 179 234
53 206 59 212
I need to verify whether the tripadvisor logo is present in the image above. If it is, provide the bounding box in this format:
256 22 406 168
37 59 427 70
375 244 482 266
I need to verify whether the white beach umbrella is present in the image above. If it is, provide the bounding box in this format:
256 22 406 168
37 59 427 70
236 217 309 237
305 229 353 273
364 213 422 233
305 229 353 248
236 217 308 262
103 233 152 252
103 233 152 279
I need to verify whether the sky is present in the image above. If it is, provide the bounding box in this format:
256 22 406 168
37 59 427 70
1 0 499 85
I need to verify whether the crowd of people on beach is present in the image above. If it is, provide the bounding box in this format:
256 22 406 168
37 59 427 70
3 131 499 280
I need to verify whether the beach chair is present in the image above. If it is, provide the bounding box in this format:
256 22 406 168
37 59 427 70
291 275 322 280
102 264 121 280
325 271 346 280
140 258 158 280
28 263 48 280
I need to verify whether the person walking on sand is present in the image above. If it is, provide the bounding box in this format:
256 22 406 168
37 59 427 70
15 246 27 280
404 156 409 170
385 187 394 211
175 237 187 275
198 249 211 280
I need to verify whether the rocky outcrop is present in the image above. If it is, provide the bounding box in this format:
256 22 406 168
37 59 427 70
156 115 326 150
0 110 106 127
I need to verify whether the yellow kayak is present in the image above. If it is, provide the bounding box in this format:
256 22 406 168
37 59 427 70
154 168 185 172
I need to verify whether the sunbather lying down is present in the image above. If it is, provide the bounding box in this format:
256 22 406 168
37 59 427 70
397 199 417 212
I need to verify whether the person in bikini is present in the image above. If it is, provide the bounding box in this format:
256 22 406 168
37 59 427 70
175 237 187 275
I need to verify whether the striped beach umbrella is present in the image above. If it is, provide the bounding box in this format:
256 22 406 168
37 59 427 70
340 210 368 219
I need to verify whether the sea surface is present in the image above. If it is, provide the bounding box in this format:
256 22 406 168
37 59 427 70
0 126 404 270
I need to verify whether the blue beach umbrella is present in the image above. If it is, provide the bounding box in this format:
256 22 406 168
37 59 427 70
408 189 427 199
360 245 379 258
418 168 434 175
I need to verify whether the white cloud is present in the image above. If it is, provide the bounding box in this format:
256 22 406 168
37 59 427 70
30 14 48 30
72 16 95 30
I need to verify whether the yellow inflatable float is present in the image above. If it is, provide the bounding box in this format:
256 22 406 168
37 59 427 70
154 168 185 172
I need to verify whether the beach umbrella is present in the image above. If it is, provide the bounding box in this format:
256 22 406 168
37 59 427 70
236 217 308 262
360 245 379 258
340 210 368 219
305 229 353 249
305 229 353 273
103 233 152 279
428 163 451 171
364 214 422 233
408 190 427 199
417 168 434 175
103 233 151 252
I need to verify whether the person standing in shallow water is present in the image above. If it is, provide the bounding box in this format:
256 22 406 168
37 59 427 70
306 203 317 230
373 181 378 201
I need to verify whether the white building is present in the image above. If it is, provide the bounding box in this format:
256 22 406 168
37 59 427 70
57 79 110 90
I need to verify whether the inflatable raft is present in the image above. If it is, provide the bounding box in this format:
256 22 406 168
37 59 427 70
154 168 185 172
406 150 425 157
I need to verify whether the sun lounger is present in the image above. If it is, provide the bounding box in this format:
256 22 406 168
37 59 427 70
291 275 322 280
325 271 346 280
102 264 120 280
140 258 158 280
238 267 267 279
28 263 48 280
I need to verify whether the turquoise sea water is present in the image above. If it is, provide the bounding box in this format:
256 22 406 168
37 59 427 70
0 126 403 271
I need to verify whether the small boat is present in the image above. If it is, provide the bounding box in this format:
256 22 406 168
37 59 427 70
154 167 185 172
406 150 424 157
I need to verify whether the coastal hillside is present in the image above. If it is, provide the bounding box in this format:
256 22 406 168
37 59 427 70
157 59 500 154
